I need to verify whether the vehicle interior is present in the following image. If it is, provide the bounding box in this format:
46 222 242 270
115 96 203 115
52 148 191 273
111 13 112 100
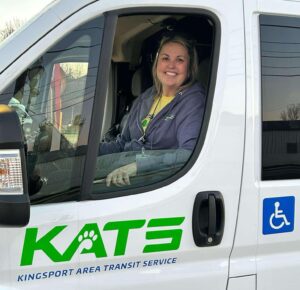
102 13 214 141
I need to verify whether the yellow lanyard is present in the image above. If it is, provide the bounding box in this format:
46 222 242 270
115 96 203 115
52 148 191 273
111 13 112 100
141 95 174 132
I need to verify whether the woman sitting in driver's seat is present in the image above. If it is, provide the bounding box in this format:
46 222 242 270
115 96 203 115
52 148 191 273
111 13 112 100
99 34 206 187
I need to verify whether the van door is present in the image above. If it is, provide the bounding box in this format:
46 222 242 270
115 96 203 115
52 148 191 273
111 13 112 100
258 6 300 290
240 0 300 289
0 0 245 289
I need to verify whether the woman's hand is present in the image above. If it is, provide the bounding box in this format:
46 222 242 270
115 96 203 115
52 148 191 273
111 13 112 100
106 162 137 187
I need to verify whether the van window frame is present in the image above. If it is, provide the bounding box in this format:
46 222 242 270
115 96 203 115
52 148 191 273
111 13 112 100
80 7 221 200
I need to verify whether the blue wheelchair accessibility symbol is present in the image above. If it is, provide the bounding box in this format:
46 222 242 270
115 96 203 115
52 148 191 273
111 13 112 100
263 196 295 235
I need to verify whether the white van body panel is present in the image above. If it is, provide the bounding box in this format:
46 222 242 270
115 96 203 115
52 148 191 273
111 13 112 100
3 0 300 289
0 0 246 289
0 0 98 75
256 3 300 290
227 276 256 290
230 1 300 289
228 0 260 278
258 0 300 15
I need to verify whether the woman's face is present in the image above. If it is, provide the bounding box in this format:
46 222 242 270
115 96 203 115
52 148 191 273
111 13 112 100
156 41 190 96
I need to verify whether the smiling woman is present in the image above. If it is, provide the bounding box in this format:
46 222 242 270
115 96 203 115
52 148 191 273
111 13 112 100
156 41 189 96
98 33 206 188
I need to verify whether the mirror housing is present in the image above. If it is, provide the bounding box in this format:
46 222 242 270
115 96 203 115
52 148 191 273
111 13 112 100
0 106 30 227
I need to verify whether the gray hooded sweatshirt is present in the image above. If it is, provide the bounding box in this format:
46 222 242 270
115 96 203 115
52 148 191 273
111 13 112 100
99 82 206 174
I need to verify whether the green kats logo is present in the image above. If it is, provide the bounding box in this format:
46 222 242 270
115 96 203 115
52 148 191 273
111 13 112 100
20 217 185 266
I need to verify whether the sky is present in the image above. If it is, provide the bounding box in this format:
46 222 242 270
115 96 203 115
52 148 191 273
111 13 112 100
0 0 53 31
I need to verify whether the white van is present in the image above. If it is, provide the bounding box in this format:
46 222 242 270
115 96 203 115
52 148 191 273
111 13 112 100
1 0 300 289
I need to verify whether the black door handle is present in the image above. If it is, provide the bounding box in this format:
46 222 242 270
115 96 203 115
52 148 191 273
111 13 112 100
192 191 225 247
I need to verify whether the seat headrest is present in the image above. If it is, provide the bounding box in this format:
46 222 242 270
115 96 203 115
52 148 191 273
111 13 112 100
198 57 210 90
131 68 143 97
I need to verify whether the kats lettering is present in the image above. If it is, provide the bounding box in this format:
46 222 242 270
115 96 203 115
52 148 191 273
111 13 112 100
20 217 185 266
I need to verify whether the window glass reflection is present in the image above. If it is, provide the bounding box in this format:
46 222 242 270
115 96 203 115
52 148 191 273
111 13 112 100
261 15 300 180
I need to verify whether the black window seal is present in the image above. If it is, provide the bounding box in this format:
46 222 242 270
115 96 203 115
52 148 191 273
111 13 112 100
81 7 221 201
80 13 118 200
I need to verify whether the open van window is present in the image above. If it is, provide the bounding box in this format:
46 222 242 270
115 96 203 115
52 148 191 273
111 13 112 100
92 13 215 195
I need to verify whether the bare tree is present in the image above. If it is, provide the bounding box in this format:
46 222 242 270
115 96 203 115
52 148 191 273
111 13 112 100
0 18 25 42
281 104 300 121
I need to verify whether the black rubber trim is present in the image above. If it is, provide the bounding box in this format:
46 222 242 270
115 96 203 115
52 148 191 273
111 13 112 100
0 195 30 227
80 14 118 200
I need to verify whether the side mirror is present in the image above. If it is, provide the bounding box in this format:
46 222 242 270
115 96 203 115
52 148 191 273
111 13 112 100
0 106 30 227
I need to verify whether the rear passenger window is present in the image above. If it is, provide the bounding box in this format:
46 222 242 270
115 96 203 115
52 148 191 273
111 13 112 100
261 15 300 180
